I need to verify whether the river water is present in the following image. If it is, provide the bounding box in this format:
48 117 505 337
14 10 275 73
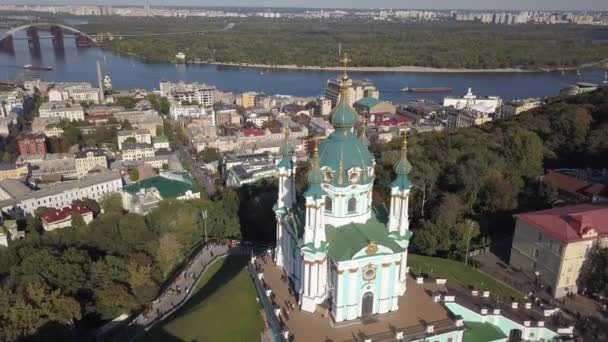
1 30 605 103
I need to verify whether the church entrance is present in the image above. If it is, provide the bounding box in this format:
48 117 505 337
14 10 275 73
361 291 374 317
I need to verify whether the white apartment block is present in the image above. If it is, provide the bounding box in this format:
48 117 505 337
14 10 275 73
160 81 216 107
443 88 502 114
0 90 26 117
0 170 123 215
74 149 108 177
38 101 85 121
121 143 155 161
169 101 216 122
49 82 101 104
324 78 379 107
117 129 152 150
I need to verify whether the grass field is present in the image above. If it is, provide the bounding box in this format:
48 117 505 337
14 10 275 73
409 254 523 301
143 255 264 342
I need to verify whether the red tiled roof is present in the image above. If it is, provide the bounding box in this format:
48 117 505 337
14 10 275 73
376 115 413 127
543 170 589 195
514 204 608 243
242 128 265 137
40 204 92 224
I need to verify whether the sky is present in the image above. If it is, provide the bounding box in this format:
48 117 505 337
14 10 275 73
13 1 608 11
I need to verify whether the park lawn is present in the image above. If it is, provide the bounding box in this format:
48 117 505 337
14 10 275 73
143 256 264 342
408 254 523 301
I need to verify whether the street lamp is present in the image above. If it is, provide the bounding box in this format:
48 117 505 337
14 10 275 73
201 210 208 243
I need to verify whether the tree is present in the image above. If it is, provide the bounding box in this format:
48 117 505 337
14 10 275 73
129 168 140 182
577 246 608 297
154 233 184 277
114 96 137 109
262 120 282 130
121 119 134 130
70 212 87 230
199 147 220 163
0 282 81 341
101 193 123 215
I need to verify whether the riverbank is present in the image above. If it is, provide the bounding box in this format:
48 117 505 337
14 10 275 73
201 61 537 73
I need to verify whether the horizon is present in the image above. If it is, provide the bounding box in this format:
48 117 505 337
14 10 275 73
8 1 608 12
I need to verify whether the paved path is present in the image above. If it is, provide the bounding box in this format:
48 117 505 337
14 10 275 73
122 243 233 341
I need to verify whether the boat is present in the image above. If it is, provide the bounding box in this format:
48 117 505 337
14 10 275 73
401 87 452 93
23 64 53 71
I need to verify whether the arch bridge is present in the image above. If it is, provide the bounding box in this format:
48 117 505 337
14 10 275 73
0 22 97 52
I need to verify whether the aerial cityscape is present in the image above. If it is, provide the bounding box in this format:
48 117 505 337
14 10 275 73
0 1 607 342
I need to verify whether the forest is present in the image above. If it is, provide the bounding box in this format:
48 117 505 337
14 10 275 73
75 17 608 69
0 192 240 341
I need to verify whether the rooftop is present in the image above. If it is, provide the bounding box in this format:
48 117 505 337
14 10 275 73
40 204 92 224
515 204 608 244
354 96 382 109
122 171 199 199
257 259 461 342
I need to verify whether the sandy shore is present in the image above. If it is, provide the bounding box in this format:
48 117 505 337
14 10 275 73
200 61 538 73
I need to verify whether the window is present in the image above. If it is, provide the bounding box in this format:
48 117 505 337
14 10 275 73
534 248 539 258
325 197 333 213
347 197 357 214
537 233 543 243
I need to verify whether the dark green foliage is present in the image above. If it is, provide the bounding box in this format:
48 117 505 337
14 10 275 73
0 195 240 340
372 87 608 259
199 147 220 163
83 17 608 69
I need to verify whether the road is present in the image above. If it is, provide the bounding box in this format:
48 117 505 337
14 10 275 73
167 119 217 196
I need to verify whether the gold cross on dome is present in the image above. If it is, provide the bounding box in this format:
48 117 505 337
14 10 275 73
341 53 351 76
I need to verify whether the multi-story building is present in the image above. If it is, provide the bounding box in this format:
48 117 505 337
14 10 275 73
169 101 215 121
117 129 152 150
501 98 542 118
0 89 26 117
324 78 379 107
17 153 78 181
318 97 332 116
74 149 108 178
0 169 123 215
121 143 155 161
159 81 216 107
445 110 492 130
241 91 257 108
510 204 608 298
49 82 101 104
113 110 163 136
216 108 242 127
17 133 47 156
32 117 64 137
121 171 200 214
0 163 29 181
40 204 94 231
443 88 502 114
38 101 85 121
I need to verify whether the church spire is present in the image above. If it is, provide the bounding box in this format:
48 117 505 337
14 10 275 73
359 118 369 146
391 133 413 190
329 53 358 131
304 142 325 199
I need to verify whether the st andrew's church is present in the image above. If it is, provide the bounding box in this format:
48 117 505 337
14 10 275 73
274 69 414 323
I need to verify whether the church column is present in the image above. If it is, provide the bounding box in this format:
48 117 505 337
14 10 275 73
303 262 310 297
335 271 345 322
275 220 284 267
310 263 318 298
393 260 401 309
348 269 358 320
379 264 390 314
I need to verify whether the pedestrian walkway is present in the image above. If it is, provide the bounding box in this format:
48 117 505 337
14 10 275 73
119 242 235 342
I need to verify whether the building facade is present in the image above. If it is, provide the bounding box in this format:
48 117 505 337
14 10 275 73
38 101 85 121
117 129 152 150
41 204 94 231
510 204 608 298
324 78 379 107
17 133 47 156
159 81 216 107
121 143 155 161
275 73 413 322
74 149 108 177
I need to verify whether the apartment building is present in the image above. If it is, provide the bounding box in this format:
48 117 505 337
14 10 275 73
324 78 379 107
74 149 108 177
117 129 152 150
0 169 123 215
510 204 608 298
41 204 94 231
159 81 216 107
38 101 85 121
121 143 155 161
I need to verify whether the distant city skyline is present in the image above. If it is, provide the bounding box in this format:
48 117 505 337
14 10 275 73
12 1 608 11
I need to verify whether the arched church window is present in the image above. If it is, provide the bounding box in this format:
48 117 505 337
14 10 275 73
325 196 333 213
347 197 357 214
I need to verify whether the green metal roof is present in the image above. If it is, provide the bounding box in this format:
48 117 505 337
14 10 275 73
354 97 381 109
325 207 406 262
123 172 199 199
318 131 374 186
463 322 507 342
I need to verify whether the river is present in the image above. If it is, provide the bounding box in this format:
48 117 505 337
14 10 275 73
1 30 605 103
